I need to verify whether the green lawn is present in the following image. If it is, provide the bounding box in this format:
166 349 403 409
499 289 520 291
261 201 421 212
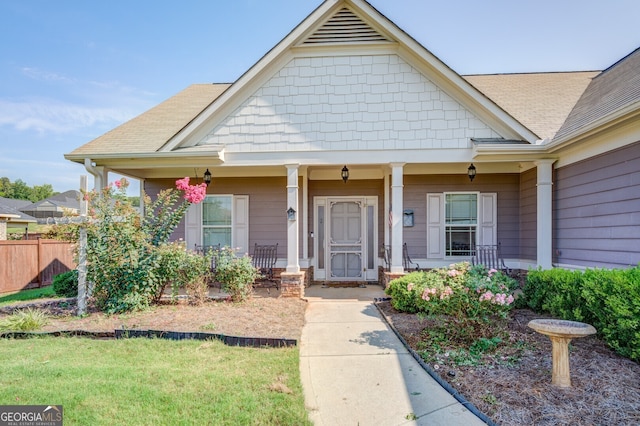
0 286 57 307
0 337 311 425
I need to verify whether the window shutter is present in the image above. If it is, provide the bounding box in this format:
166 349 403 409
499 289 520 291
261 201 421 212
184 203 202 250
233 195 249 255
426 193 444 258
479 193 497 245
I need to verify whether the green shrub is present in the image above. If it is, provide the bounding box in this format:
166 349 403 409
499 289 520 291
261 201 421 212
52 270 78 298
214 247 259 303
155 242 213 303
523 265 640 362
385 271 429 313
581 267 640 361
524 268 587 321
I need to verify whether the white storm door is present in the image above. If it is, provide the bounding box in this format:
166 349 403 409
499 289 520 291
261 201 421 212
329 200 364 280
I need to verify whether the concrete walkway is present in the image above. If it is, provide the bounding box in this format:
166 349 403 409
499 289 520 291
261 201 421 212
300 285 487 426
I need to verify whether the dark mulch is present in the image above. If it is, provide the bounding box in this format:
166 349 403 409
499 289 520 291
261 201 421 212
378 302 640 426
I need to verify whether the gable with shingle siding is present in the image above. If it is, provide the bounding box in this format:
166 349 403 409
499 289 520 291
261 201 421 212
197 54 503 153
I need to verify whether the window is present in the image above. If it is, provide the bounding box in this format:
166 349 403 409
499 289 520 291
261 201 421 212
445 193 477 256
202 195 232 247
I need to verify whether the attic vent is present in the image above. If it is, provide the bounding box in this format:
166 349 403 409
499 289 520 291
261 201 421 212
302 8 392 45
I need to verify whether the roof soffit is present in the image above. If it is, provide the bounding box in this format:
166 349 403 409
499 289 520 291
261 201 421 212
163 0 539 153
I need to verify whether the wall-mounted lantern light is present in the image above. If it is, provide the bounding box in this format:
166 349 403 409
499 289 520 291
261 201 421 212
341 165 349 183
203 168 212 186
467 163 476 182
287 207 296 221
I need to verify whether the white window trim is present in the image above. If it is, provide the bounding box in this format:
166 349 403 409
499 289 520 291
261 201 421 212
426 192 497 260
184 194 249 254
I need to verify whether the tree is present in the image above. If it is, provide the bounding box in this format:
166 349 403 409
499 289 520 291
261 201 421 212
0 177 12 198
0 177 56 201
30 184 55 202
10 179 31 201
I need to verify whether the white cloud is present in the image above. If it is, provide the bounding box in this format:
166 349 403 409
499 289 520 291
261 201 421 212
21 67 74 83
0 98 137 134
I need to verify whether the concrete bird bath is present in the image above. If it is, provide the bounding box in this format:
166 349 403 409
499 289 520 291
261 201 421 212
528 319 596 388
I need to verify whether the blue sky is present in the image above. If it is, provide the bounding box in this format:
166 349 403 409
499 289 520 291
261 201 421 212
1 0 639 195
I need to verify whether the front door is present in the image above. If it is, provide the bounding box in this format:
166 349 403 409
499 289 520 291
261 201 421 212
329 200 363 280
314 197 378 282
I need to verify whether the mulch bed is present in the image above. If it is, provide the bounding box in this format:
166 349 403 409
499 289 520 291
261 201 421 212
377 301 640 425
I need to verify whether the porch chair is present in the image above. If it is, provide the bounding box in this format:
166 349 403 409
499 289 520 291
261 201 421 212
380 243 420 271
471 243 511 276
251 243 279 291
194 244 222 291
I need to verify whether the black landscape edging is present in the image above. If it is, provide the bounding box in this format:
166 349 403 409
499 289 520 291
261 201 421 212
0 330 114 339
0 329 296 348
374 302 497 426
114 329 297 348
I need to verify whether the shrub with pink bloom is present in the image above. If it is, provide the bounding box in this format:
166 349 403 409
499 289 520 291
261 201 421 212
386 261 517 320
79 176 210 313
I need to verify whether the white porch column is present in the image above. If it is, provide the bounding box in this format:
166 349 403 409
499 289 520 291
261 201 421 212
301 166 309 260
536 159 555 269
285 164 300 273
383 172 390 248
390 163 405 273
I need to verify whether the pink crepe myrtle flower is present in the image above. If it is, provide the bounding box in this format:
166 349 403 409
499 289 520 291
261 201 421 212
407 283 414 292
488 268 498 277
184 183 207 204
175 177 207 204
175 177 190 191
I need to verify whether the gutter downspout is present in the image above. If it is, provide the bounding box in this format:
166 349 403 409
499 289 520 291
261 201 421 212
84 158 106 190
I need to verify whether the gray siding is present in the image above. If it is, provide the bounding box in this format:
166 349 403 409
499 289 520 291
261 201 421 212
519 168 537 261
145 177 288 251
554 141 640 268
403 174 521 259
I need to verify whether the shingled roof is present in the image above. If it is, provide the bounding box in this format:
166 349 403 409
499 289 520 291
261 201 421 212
464 71 598 140
554 47 640 142
67 72 600 158
67 84 231 157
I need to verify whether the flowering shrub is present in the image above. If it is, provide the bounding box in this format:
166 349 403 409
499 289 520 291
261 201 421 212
83 177 207 313
386 262 518 321
387 263 519 367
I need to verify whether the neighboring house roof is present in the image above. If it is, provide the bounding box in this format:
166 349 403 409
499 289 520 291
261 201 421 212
20 190 81 212
464 72 598 141
553 47 640 142
67 84 231 157
0 197 37 223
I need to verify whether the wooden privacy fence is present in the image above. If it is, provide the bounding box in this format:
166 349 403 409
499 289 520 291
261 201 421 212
0 239 76 294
